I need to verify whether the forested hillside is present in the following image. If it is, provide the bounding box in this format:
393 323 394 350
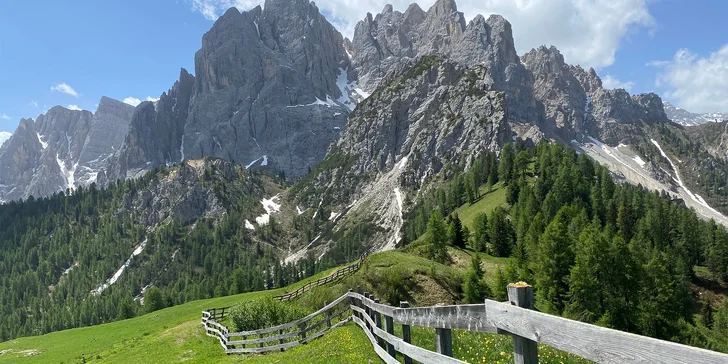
401 141 728 351
0 159 330 341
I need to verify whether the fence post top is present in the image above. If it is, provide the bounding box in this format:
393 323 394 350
508 282 531 288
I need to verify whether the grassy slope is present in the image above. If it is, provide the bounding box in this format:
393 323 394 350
0 267 382 364
453 182 508 230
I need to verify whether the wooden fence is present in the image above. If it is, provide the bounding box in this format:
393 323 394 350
272 255 365 301
203 281 728 363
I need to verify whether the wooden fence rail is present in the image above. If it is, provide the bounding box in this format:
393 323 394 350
272 255 365 301
203 282 728 363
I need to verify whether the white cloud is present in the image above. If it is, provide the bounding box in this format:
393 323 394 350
188 0 654 69
67 105 82 111
123 97 142 107
601 74 635 92
146 96 160 102
0 114 9 120
30 100 39 108
654 45 728 114
0 132 11 147
51 83 79 97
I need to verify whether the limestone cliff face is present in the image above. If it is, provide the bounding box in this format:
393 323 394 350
349 0 537 125
0 98 134 202
100 69 195 182
0 107 93 201
293 57 510 254
102 0 360 183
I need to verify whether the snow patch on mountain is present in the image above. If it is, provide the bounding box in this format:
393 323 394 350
255 195 281 226
91 238 147 295
37 132 48 150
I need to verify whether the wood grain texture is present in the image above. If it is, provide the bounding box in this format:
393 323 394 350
393 304 499 333
484 300 728 364
352 312 468 364
507 284 538 364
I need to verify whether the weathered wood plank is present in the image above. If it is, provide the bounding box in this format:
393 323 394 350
393 304 498 333
436 328 453 357
351 316 402 364
507 284 538 364
484 300 728 364
352 315 467 364
349 292 396 317
400 301 413 364
225 318 350 354
228 293 350 336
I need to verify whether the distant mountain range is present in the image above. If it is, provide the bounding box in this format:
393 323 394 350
1 0 727 233
663 101 727 126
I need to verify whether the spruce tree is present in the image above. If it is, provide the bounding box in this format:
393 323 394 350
535 207 574 314
463 254 492 303
427 211 448 263
489 207 514 257
472 212 489 252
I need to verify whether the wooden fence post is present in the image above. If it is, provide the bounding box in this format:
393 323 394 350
374 298 385 348
279 329 284 352
436 327 453 357
300 321 308 344
384 307 396 358
507 283 538 364
400 302 412 364
364 292 371 330
325 301 332 328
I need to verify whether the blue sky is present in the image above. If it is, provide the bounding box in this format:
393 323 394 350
1 0 727 134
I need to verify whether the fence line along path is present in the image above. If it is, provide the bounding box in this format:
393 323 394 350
202 282 728 363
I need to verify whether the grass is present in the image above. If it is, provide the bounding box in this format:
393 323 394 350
453 182 508 230
0 265 379 364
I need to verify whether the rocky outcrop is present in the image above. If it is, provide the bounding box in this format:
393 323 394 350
102 0 360 183
0 107 93 201
121 158 261 227
294 57 510 254
0 98 133 202
100 69 194 182
75 97 135 185
663 101 727 126
521 45 670 143
349 0 537 125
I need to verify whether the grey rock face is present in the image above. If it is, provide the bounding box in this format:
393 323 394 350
0 107 93 201
297 57 510 252
75 97 135 185
104 0 357 183
350 1 537 125
0 98 134 202
663 101 728 126
184 1 353 178
121 158 260 227
521 45 670 143
100 69 195 183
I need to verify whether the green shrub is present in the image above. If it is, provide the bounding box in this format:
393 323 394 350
228 298 310 332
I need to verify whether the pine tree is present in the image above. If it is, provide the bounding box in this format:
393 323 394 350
488 207 514 257
472 213 489 252
535 207 574 314
447 213 465 248
463 254 492 303
427 211 448 263
492 268 509 302
564 224 607 323
499 143 516 184
144 286 166 313
700 301 714 329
